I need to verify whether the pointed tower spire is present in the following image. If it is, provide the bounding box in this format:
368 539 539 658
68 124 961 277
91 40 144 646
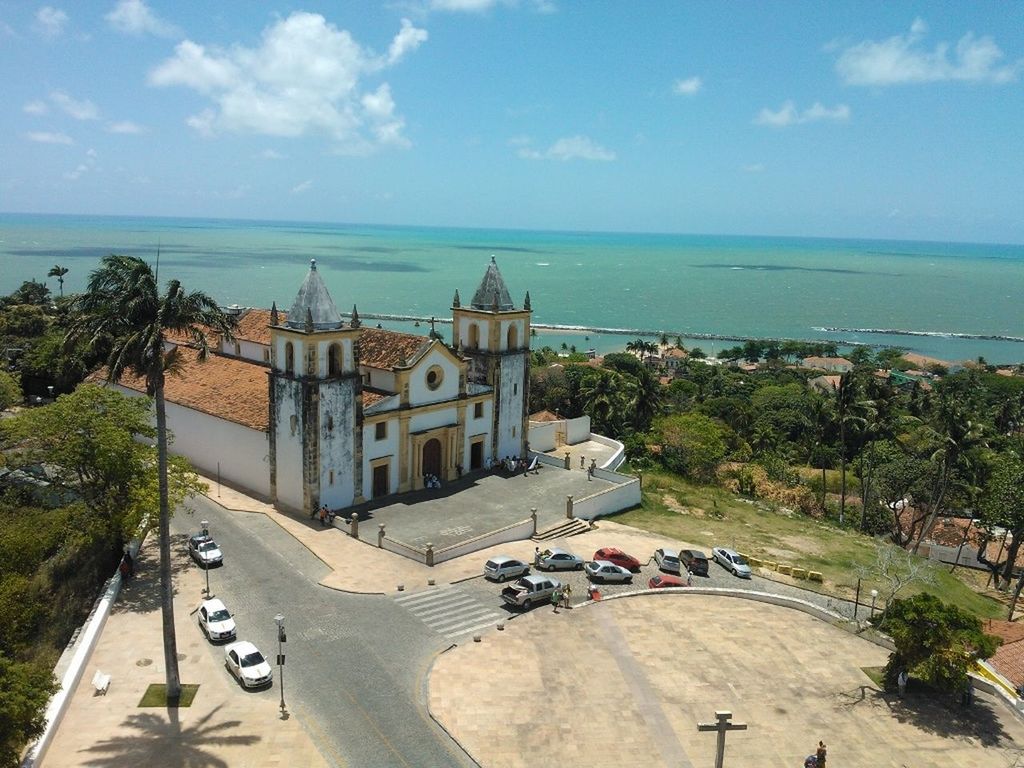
351 304 361 328
305 308 314 334
470 257 514 311
270 301 279 326
453 289 461 308
287 258 342 330
524 291 531 311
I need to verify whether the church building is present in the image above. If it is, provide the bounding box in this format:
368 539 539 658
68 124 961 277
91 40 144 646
109 258 532 516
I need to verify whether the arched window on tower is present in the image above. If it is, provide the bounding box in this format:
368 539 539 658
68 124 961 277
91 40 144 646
284 342 294 375
468 323 480 349
506 324 518 350
328 343 343 376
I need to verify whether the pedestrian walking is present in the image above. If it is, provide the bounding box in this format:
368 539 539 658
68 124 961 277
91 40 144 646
319 504 328 527
897 669 908 698
534 546 541 567
551 588 561 613
580 455 585 469
123 550 134 577
562 583 572 609
815 740 827 767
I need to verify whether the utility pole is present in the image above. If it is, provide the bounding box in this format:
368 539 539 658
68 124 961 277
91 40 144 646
275 613 287 717
698 710 747 768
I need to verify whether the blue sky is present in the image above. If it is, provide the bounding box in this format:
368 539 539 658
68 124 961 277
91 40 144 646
1 1 1022 243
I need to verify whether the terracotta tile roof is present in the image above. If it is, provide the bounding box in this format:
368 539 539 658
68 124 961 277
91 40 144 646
359 327 429 370
361 388 389 408
984 620 1024 646
233 308 281 345
663 348 688 359
112 346 269 431
989 638 1024 687
901 352 950 369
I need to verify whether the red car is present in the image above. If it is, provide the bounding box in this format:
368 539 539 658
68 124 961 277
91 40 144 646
592 547 641 572
649 573 690 589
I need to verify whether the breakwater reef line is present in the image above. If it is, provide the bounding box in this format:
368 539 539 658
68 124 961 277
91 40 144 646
815 327 1024 344
344 312 881 348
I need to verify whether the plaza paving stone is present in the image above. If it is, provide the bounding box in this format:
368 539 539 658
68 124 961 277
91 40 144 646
429 594 1024 768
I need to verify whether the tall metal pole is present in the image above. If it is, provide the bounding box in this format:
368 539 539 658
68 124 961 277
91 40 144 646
275 613 286 716
201 520 210 597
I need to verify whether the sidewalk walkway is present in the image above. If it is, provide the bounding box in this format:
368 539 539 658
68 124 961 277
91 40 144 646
42 536 327 768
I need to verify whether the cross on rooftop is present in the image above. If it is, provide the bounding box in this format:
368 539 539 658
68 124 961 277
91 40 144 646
697 710 747 768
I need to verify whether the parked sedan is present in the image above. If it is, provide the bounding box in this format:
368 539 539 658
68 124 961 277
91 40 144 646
188 534 222 568
680 549 709 577
483 556 530 582
654 548 682 575
712 547 752 579
224 641 273 689
198 598 237 642
585 560 633 584
592 547 641 572
536 547 584 571
649 573 691 589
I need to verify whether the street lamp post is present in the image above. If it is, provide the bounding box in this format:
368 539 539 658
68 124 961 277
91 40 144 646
275 613 287 716
870 589 879 618
201 519 210 597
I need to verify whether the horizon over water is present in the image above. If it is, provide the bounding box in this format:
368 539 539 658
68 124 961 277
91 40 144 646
2 212 1023 364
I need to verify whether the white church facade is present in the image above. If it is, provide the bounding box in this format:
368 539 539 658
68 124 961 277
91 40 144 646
111 258 532 516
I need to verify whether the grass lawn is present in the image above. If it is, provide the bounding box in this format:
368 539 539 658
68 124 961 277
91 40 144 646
138 683 200 707
615 469 1003 619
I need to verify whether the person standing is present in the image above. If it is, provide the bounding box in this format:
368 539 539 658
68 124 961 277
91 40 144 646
815 740 827 767
897 669 908 698
551 587 561 613
580 455 585 469
319 504 328 527
562 583 572 609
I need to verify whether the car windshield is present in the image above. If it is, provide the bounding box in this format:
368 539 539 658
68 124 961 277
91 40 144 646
198 541 217 552
666 556 679 563
485 560 499 569
734 555 748 565
240 651 265 667
209 609 231 622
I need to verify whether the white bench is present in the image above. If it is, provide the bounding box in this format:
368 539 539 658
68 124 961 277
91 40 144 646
92 670 111 695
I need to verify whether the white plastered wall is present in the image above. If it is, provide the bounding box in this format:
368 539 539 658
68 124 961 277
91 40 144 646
273 380 304 511
362 416 399 497
407 348 460 406
499 318 526 351
496 354 526 458
409 405 458 434
463 399 493 466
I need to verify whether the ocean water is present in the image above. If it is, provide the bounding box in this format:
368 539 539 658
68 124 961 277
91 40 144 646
1 213 1022 363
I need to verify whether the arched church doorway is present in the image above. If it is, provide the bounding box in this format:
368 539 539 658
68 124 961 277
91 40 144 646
422 438 442 479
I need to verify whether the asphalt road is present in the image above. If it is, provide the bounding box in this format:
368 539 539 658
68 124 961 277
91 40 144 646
172 496 475 768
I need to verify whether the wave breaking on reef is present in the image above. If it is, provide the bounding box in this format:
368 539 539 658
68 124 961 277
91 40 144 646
814 327 1024 343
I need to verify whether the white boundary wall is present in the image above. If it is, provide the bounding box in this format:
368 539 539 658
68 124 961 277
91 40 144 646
434 518 535 564
566 415 590 444
527 421 557 452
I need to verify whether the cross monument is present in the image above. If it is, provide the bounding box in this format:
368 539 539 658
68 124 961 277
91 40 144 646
697 710 747 768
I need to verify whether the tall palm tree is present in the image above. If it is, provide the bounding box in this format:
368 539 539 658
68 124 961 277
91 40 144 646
67 254 236 703
48 264 69 297
834 371 871 525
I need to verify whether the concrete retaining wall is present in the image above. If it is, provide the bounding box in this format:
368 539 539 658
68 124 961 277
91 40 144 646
565 415 590 444
573 475 641 520
589 433 626 470
527 422 558 453
434 518 535 564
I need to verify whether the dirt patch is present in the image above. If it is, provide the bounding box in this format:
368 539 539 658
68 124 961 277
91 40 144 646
661 494 706 518
779 535 826 557
762 547 800 561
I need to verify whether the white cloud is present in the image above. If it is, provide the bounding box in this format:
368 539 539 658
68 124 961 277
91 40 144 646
673 76 702 95
26 131 74 144
50 91 100 120
742 163 765 173
836 18 1021 85
107 120 145 133
258 149 286 160
291 179 313 194
35 6 68 37
106 0 179 38
23 100 49 115
518 135 615 162
430 0 497 11
754 100 850 127
388 18 427 65
149 13 426 152
64 163 89 180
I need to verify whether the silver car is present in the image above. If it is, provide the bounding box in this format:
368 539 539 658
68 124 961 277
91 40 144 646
712 547 752 579
585 560 633 584
536 547 584 572
483 556 530 582
654 547 682 575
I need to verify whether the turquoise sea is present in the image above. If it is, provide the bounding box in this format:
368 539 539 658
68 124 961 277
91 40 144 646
1 213 1023 364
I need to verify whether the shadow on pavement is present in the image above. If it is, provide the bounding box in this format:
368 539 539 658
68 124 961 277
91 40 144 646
78 703 261 768
112 535 194 615
838 683 1012 748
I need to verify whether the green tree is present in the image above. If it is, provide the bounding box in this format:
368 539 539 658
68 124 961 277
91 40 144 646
977 453 1024 601
834 371 872 525
653 412 728 481
66 254 236 703
0 371 21 411
47 265 69 298
0 653 58 767
689 347 705 360
873 593 999 693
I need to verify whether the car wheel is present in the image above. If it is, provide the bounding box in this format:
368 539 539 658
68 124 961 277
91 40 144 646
498 573 507 583
626 577 633 584
524 598 532 609
575 563 583 571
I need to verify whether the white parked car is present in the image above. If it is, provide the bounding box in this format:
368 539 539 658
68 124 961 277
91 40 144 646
224 641 273 689
484 556 530 582
654 548 682 575
188 534 223 568
585 560 633 584
198 598 236 642
712 547 752 579
536 547 584 572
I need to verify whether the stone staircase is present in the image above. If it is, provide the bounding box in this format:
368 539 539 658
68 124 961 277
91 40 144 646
532 518 591 541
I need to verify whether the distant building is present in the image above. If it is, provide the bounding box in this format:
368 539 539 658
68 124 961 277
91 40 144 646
800 356 853 373
808 374 841 393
